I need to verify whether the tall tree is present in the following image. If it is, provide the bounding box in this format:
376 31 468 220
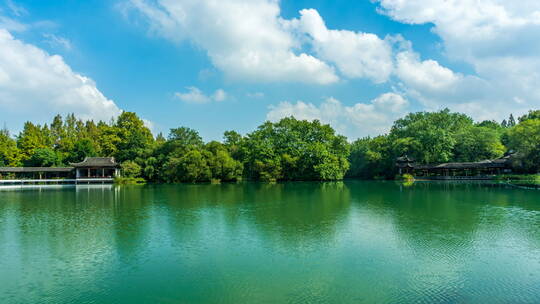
507 118 540 172
508 114 516 127
0 128 20 166
26 148 60 167
114 112 154 162
389 109 474 164
17 122 49 162
240 117 350 181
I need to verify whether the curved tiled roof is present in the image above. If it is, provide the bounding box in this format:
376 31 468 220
398 153 517 170
70 157 119 168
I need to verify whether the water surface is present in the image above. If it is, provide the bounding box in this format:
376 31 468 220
0 181 539 303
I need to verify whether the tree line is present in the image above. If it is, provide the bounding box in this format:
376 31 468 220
0 109 539 182
348 109 540 179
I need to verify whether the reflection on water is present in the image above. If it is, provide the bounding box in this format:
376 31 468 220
0 181 539 303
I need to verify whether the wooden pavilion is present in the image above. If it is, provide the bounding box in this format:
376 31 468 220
0 167 73 180
70 157 121 179
0 157 121 184
396 154 516 179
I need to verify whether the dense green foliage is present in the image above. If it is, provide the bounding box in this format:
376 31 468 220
1 108 539 182
0 113 349 182
0 128 20 166
348 109 539 179
238 118 350 181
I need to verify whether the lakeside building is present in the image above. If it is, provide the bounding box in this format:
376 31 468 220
396 154 516 179
0 157 120 184
70 157 121 179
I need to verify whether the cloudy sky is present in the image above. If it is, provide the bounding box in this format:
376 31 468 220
1 0 539 140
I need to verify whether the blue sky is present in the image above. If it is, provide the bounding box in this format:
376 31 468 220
1 0 539 140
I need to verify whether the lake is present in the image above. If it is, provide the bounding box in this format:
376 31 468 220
0 181 539 303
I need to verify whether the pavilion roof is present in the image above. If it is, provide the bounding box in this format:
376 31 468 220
396 155 414 162
70 157 119 168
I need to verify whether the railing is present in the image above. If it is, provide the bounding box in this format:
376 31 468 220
415 175 495 180
0 178 114 185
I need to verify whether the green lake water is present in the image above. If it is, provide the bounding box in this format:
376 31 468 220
0 181 539 303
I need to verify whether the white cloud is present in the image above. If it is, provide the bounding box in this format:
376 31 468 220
5 0 27 17
395 49 460 92
0 15 26 32
0 29 122 123
267 93 409 138
294 9 393 83
377 0 540 120
126 0 338 85
377 0 540 60
121 0 540 127
174 86 227 104
213 89 227 102
43 33 72 50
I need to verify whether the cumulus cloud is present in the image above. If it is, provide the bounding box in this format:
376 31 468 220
395 49 460 92
125 0 338 84
377 0 540 119
377 0 540 60
267 93 409 138
121 0 540 127
293 9 393 83
174 87 227 104
0 29 122 124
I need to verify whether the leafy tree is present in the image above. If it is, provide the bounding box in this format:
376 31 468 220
348 109 509 179
205 141 243 181
166 127 204 152
477 120 503 131
389 109 473 164
253 157 282 182
240 117 349 181
0 128 20 166
50 114 65 149
164 150 211 183
507 119 540 172
508 114 516 127
7 107 539 181
223 130 245 160
348 136 394 179
155 132 166 144
114 112 154 162
518 110 540 123
121 160 142 178
67 138 98 163
17 122 49 162
26 148 60 167
142 157 159 181
453 127 505 161
96 122 120 157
